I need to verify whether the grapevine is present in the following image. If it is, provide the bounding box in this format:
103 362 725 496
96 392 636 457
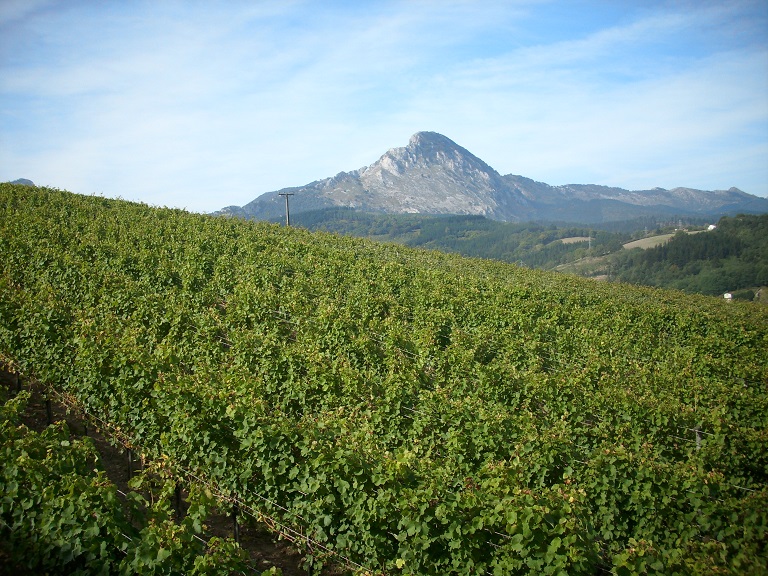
1 183 766 574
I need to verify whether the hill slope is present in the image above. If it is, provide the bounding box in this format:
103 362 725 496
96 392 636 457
3 183 768 575
216 132 768 223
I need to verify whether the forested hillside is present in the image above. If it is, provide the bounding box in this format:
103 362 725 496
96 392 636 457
1 184 767 575
290 208 629 268
611 214 768 296
288 209 766 298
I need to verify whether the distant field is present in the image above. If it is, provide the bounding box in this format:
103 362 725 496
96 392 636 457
560 236 590 244
623 230 707 250
622 233 675 250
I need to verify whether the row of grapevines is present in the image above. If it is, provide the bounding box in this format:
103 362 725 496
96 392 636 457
0 388 269 574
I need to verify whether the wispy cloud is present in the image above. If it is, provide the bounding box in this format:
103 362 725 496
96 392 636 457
1 1 766 211
393 2 768 190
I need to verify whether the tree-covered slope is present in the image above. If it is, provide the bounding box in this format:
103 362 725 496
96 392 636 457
288 208 628 268
287 208 767 298
1 183 767 575
611 214 768 296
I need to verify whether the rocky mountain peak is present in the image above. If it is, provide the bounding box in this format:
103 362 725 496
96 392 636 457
408 131 460 152
365 131 500 183
345 132 521 218
407 132 494 171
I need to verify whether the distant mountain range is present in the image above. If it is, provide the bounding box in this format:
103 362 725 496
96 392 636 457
217 131 766 224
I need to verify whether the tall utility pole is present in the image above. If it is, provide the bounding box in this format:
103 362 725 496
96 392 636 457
278 192 294 226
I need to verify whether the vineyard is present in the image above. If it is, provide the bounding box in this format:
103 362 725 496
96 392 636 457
1 183 767 575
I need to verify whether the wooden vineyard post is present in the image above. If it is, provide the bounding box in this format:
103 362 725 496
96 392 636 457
174 482 183 517
232 502 240 543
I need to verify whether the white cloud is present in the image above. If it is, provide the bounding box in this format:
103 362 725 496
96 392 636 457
1 1 766 211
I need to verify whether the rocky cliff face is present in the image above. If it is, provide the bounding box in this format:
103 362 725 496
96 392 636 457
349 132 531 218
215 132 767 223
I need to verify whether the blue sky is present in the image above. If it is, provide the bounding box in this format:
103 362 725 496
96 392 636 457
1 0 767 213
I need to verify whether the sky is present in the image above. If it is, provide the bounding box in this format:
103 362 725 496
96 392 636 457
1 0 767 213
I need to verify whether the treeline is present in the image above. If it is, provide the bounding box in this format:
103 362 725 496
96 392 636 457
289 209 628 269
612 214 768 295
288 206 424 237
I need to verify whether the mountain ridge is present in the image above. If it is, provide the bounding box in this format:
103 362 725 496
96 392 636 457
215 132 767 223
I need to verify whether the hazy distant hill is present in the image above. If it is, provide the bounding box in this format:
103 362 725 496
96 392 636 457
9 178 35 186
215 132 768 223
